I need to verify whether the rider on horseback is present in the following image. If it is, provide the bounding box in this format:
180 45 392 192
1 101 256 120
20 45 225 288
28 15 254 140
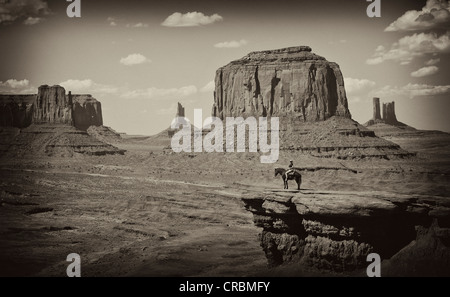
286 160 295 177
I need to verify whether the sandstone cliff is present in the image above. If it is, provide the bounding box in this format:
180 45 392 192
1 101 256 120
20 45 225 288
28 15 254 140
365 98 402 127
212 46 351 123
242 190 450 275
0 86 121 156
0 95 35 128
33 85 73 125
382 102 398 125
72 94 103 131
0 85 104 131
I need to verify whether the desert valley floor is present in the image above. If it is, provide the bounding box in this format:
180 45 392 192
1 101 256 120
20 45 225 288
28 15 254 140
1 123 450 277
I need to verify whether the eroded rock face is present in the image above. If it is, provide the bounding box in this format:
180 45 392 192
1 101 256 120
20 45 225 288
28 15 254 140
373 97 381 120
382 102 398 125
0 95 35 128
365 99 402 127
0 86 104 131
242 190 450 275
33 85 73 125
212 46 351 123
72 94 103 131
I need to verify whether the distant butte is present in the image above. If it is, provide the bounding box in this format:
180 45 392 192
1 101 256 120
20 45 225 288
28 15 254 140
365 97 406 127
0 85 103 131
0 85 124 157
209 46 412 159
213 46 351 122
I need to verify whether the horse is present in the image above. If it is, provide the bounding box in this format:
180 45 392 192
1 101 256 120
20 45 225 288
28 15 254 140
274 168 302 190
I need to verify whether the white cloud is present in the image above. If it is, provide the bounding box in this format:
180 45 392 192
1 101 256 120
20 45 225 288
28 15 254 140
23 16 42 25
161 11 223 27
385 0 450 32
200 81 215 93
344 77 377 102
119 53 151 66
0 79 34 93
404 83 450 97
59 79 118 95
411 66 439 77
214 39 248 48
425 57 441 65
107 17 117 26
366 31 450 65
0 0 51 25
121 85 197 100
126 22 149 28
373 83 450 99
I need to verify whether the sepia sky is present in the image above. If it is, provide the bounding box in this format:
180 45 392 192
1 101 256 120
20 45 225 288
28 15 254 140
0 0 449 135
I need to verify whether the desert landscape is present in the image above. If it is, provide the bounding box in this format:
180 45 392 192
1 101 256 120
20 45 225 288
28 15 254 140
1 45 449 277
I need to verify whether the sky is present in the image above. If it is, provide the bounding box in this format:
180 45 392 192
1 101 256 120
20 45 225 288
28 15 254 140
0 0 449 135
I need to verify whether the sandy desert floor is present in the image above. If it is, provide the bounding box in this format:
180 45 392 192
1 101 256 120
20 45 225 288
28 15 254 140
0 126 449 277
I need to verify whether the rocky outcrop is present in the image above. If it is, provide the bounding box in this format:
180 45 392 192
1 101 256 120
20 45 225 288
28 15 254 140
212 46 351 124
0 85 104 131
33 85 73 125
0 95 35 128
242 190 450 275
208 47 413 159
382 102 398 125
0 86 123 156
176 102 185 117
72 94 103 131
365 99 402 127
373 97 381 121
168 102 190 138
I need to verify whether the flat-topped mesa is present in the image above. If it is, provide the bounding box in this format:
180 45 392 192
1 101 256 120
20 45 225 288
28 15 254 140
212 46 351 123
0 85 103 131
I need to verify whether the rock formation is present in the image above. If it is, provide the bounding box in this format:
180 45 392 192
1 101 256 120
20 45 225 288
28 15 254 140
5 124 125 157
208 46 414 159
365 99 401 127
382 101 398 125
373 97 381 120
176 102 185 117
242 190 450 275
167 102 190 138
0 85 121 157
0 85 103 131
212 46 351 123
0 95 35 128
72 94 103 131
33 85 73 125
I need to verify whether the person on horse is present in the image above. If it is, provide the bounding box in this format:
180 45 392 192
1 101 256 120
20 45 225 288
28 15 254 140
286 160 295 177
